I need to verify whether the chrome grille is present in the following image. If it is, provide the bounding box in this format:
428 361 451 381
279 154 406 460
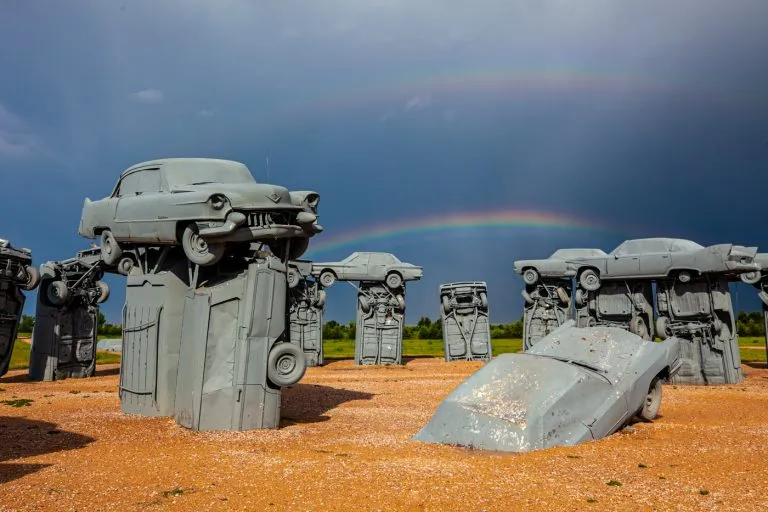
248 211 295 227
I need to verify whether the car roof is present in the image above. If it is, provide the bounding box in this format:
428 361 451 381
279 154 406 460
120 158 248 177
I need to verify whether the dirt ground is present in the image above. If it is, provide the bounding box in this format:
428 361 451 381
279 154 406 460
1 359 768 512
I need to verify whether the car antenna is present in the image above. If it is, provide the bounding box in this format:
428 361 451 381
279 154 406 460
265 152 271 182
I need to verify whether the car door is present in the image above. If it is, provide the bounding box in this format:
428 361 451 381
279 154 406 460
368 253 393 280
607 243 641 278
639 240 674 276
114 168 163 242
342 253 369 280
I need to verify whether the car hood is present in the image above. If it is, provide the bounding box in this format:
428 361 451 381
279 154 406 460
413 353 611 452
171 183 300 209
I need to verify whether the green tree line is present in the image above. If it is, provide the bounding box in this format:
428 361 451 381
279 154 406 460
15 311 767 339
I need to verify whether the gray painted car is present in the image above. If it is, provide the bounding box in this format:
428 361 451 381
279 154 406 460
514 248 608 286
0 238 40 290
568 238 759 291
78 158 323 267
311 252 423 289
413 321 682 453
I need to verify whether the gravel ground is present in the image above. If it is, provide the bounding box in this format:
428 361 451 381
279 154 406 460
1 359 767 512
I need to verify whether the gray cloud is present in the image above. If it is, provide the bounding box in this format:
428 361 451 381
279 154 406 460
129 88 165 103
197 108 218 117
404 94 432 112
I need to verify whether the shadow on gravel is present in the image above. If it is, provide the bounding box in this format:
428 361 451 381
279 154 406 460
280 384 373 426
0 417 95 484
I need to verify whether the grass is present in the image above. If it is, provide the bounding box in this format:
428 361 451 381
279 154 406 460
8 339 122 371
5 334 766 371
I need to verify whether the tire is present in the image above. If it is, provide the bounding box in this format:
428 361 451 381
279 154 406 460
313 289 326 308
655 316 670 340
46 280 70 307
319 270 336 288
638 377 662 421
22 265 40 291
479 292 488 309
574 288 586 307
521 289 534 306
385 272 403 289
287 268 301 289
95 281 110 303
395 294 406 311
100 230 123 266
181 224 225 266
556 287 570 306
522 268 539 286
758 290 768 308
579 268 601 291
442 295 451 314
629 316 649 339
713 318 723 333
677 270 692 283
740 271 762 285
585 316 597 327
117 257 134 276
267 342 307 387
359 295 372 313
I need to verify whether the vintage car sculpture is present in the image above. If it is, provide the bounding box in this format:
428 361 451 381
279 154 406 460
78 158 323 268
413 321 682 453
513 248 608 286
0 238 40 290
38 247 111 308
566 238 759 291
311 252 423 289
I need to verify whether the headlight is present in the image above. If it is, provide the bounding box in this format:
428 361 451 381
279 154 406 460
209 194 228 210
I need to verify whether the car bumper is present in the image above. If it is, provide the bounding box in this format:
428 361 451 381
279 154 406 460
197 211 322 241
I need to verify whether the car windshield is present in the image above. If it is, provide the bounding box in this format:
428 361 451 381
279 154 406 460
164 162 256 188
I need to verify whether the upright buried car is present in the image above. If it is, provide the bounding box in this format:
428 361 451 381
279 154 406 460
78 158 323 267
413 321 682 453
0 238 40 291
311 252 423 289
514 248 608 286
568 238 759 291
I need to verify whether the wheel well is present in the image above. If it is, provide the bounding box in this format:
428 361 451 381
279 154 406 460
387 270 403 279
656 367 671 383
175 222 192 243
668 268 698 277
320 268 336 278
578 266 599 275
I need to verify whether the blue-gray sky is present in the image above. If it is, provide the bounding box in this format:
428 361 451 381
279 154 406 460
1 0 767 323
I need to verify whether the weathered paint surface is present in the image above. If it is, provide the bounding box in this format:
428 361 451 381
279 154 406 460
413 322 681 453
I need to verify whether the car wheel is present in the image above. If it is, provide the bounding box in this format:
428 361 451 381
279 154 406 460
556 287 570 307
95 281 110 303
182 224 225 266
46 280 70 307
319 270 336 288
579 269 601 291
479 292 488 309
629 316 649 339
385 272 403 289
574 288 586 307
713 318 723 333
267 342 307 387
655 316 670 340
100 230 123 266
522 268 539 286
287 268 301 289
585 316 597 327
740 270 762 285
521 289 534 306
358 294 372 313
312 289 326 308
441 295 451 314
677 270 692 283
638 377 663 421
117 257 135 276
22 265 40 291
759 290 768 307
395 294 406 312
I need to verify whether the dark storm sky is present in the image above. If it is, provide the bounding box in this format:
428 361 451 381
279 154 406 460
0 0 766 323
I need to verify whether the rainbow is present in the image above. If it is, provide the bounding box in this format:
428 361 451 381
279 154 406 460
305 209 631 257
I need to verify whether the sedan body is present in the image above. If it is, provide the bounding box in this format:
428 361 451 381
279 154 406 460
311 252 423 287
413 321 681 453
